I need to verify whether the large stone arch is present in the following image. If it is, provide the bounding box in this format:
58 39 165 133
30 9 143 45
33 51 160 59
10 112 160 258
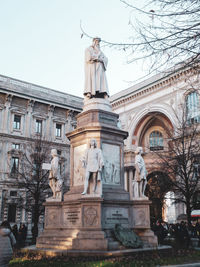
126 104 177 150
145 171 173 222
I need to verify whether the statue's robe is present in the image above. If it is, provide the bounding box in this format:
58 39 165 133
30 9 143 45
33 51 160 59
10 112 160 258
84 45 109 96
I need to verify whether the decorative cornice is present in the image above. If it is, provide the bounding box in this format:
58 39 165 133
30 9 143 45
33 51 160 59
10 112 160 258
111 67 197 109
0 133 70 147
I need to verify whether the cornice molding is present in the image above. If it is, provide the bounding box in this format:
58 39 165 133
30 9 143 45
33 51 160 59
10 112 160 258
111 67 197 109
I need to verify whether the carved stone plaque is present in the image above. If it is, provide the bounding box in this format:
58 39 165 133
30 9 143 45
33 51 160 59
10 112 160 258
102 143 121 185
83 206 98 227
73 144 87 186
45 207 60 228
132 207 150 228
63 207 81 227
103 207 129 227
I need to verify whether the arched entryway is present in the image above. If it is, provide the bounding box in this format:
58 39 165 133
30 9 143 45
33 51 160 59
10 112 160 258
145 171 172 223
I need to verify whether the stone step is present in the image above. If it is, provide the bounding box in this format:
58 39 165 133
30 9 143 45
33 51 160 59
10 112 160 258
37 238 72 246
37 243 72 250
108 241 120 251
39 240 72 246
38 236 73 242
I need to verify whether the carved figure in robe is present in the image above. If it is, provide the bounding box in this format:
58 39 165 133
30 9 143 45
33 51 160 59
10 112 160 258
84 37 109 99
81 139 104 195
133 147 148 198
49 149 63 199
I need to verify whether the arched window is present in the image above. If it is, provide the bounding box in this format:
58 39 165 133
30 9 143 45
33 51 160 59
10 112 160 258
186 91 200 123
149 131 163 151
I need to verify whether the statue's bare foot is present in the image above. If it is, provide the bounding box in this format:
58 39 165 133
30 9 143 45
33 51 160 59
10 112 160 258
81 191 86 195
104 93 108 99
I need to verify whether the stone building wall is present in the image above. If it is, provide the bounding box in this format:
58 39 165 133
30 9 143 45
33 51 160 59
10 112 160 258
0 74 83 240
111 66 200 222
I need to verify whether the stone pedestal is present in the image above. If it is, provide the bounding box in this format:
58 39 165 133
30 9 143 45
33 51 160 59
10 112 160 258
36 98 157 251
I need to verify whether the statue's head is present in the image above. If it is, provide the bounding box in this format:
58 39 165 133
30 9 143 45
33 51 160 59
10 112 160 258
90 138 97 148
135 147 143 155
51 149 58 157
92 37 101 47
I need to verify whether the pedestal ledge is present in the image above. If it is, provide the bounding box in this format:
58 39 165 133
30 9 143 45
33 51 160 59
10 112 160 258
83 97 112 112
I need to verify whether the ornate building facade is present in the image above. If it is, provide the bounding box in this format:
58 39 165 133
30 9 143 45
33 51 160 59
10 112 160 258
111 66 200 222
0 65 199 233
0 74 82 236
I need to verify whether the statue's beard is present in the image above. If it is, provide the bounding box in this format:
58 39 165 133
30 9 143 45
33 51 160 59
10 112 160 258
94 44 100 51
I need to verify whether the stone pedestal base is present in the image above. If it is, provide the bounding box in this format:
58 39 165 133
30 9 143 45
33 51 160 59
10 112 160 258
135 229 158 247
36 103 158 251
72 230 108 251
131 199 157 247
36 197 158 250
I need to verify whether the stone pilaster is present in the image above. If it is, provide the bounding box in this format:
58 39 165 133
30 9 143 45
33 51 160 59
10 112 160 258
26 99 34 137
47 105 55 141
2 94 12 134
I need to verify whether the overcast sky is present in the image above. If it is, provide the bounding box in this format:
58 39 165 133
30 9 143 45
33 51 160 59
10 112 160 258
0 0 149 97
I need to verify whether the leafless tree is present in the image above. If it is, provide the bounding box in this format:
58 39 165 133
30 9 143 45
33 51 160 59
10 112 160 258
81 0 200 77
151 105 200 226
15 137 51 243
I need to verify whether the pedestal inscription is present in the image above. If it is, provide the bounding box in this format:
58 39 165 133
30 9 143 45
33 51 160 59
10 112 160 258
63 207 81 227
103 207 129 227
102 144 121 185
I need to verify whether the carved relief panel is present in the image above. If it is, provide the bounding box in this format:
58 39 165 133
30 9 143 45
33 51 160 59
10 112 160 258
45 207 61 228
102 143 121 185
73 144 87 186
132 206 150 228
83 206 100 228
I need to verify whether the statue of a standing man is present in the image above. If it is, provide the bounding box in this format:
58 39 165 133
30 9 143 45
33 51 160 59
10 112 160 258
133 147 148 199
49 149 63 199
84 37 109 99
81 139 104 195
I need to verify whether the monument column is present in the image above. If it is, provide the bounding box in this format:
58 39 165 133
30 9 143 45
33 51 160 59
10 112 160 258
36 37 157 251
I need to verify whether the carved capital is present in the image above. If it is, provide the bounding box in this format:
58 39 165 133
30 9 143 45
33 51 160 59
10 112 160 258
48 104 55 113
5 94 13 106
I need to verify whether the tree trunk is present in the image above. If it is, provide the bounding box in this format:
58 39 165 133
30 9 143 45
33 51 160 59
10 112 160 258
186 200 192 227
32 203 39 244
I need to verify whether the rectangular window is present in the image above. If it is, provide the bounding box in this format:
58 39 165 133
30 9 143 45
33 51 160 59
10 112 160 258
13 115 21 129
11 157 19 174
10 191 17 197
8 204 16 223
12 143 20 150
35 119 42 134
56 124 62 137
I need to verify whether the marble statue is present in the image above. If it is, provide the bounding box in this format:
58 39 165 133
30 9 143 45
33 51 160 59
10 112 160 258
114 224 143 248
49 149 63 199
81 139 104 195
84 37 109 99
133 147 148 198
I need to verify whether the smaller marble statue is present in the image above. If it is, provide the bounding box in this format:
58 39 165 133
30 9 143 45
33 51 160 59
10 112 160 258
133 147 148 199
81 139 104 195
49 149 63 199
114 224 143 248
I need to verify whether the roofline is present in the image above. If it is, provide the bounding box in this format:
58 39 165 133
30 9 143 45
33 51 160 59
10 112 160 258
0 74 83 112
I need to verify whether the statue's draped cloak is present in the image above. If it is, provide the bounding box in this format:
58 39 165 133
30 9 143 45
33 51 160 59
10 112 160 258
135 154 147 182
84 46 109 96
